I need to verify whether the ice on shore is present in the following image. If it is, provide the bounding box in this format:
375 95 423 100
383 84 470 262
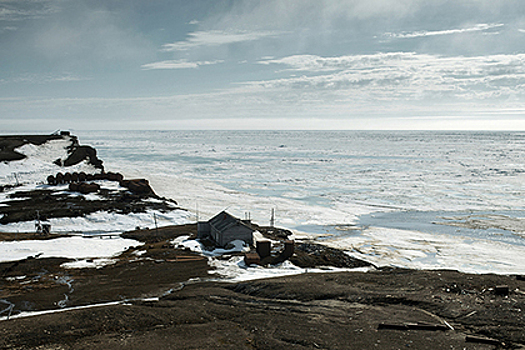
0 236 142 263
325 226 525 275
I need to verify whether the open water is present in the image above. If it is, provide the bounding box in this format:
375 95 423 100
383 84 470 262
79 130 525 274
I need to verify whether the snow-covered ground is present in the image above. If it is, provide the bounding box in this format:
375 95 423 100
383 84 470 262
173 235 373 282
0 137 95 187
0 208 191 235
0 236 142 263
0 136 193 234
1 136 338 283
4 132 525 280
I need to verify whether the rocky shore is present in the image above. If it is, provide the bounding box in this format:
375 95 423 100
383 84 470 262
0 133 181 227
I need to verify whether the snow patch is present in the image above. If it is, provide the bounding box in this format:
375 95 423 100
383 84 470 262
61 258 117 269
173 237 250 257
208 256 373 282
0 236 142 263
0 209 191 234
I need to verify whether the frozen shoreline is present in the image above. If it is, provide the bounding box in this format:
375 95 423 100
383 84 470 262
2 131 525 276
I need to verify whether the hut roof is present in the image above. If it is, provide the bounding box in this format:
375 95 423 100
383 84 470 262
209 211 252 233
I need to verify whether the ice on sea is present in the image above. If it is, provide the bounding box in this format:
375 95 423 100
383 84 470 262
5 131 525 277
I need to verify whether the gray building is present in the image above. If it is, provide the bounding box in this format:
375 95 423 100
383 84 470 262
197 211 255 247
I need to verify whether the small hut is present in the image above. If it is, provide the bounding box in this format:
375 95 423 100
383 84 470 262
197 211 254 247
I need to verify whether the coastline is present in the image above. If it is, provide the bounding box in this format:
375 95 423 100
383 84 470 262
1 133 525 349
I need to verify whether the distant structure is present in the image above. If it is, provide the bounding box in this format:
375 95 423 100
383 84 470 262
197 211 255 247
245 240 294 266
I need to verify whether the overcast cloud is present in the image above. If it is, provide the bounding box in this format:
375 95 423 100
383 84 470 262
1 0 525 130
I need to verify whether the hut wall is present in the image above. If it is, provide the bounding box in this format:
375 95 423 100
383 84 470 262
218 225 254 247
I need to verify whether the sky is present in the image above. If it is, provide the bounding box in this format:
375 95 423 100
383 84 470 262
2 0 525 131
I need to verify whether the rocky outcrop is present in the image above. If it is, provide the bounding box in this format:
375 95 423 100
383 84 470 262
0 133 104 171
47 172 155 197
54 144 104 170
119 179 156 196
0 135 64 162
290 242 374 269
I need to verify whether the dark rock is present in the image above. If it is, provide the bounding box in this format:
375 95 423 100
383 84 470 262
63 145 104 170
107 172 124 182
68 182 100 194
78 183 100 194
69 183 80 192
495 285 509 296
290 242 372 269
120 179 156 196
0 135 64 162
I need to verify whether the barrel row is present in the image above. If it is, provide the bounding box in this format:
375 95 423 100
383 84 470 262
47 172 124 185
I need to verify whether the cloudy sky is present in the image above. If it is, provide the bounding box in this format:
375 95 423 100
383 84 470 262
2 0 525 131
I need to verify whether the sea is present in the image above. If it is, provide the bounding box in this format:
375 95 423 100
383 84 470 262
74 130 525 275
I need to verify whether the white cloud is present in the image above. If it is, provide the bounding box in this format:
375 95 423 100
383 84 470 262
0 0 60 21
255 52 525 102
161 30 283 52
141 59 224 70
385 23 504 39
2 72 89 84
